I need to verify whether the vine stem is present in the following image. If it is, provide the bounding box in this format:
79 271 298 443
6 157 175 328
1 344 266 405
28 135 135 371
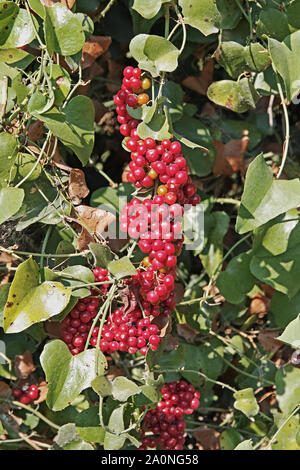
171 1 187 55
203 232 253 302
95 0 117 22
276 81 290 179
15 131 52 188
155 368 237 393
0 398 60 431
0 246 90 259
84 283 118 351
264 405 300 450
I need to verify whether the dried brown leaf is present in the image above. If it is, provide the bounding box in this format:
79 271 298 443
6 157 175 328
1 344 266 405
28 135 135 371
258 330 282 353
213 133 249 176
182 59 215 95
27 120 44 142
176 323 198 342
249 294 270 316
34 379 48 405
75 205 116 251
14 351 35 380
81 36 112 70
68 169 90 206
194 428 220 450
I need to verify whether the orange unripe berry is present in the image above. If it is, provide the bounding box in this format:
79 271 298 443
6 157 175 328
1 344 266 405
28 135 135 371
157 185 167 196
137 93 149 106
142 256 151 268
148 169 158 180
142 78 151 90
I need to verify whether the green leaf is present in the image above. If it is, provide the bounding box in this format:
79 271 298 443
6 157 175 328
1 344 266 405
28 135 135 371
271 291 300 328
36 96 95 165
112 377 141 402
233 388 259 418
236 154 300 234
129 34 180 77
40 339 106 411
0 132 19 187
207 78 260 113
269 31 300 102
13 153 42 183
216 0 242 29
89 243 114 268
90 186 119 212
91 376 112 397
275 366 300 415
60 265 95 298
220 429 242 450
234 439 254 450
0 187 24 224
132 0 167 19
53 423 94 450
179 0 220 36
199 211 229 277
216 252 256 305
104 405 126 450
277 314 300 349
107 257 137 279
137 106 172 141
3 258 72 333
257 7 290 42
272 411 300 450
0 48 35 69
44 3 85 56
46 64 71 107
16 175 71 231
172 115 214 176
0 6 38 49
218 41 271 79
74 406 105 444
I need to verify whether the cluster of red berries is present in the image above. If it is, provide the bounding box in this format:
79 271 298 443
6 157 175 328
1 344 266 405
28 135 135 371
139 380 200 450
90 307 162 356
61 268 110 355
114 66 199 206
12 384 39 405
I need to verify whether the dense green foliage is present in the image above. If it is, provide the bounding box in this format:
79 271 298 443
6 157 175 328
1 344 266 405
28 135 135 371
1 0 300 451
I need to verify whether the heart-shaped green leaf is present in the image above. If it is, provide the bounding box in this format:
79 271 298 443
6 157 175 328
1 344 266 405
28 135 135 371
44 3 86 56
218 41 271 79
108 257 137 279
0 187 24 225
236 154 300 234
3 258 72 333
0 4 38 49
35 96 95 165
41 339 106 411
132 0 168 19
269 31 300 102
111 377 141 402
207 78 260 113
89 243 114 268
216 252 256 304
129 34 180 77
179 0 220 36
60 265 95 298
233 388 259 418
